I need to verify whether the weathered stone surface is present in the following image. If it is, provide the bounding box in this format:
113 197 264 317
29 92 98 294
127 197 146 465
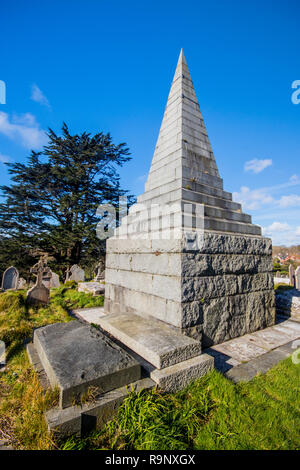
73 307 106 324
98 313 202 369
50 272 60 288
225 347 292 383
289 264 295 287
26 342 51 390
69 265 85 282
17 277 27 289
78 281 105 296
46 378 155 437
34 321 141 408
1 266 19 291
27 283 50 305
296 267 300 290
150 353 214 392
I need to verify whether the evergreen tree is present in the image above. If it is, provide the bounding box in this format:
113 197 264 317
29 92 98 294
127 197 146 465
0 123 134 276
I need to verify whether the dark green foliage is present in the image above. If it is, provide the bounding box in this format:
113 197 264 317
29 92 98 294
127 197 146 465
0 123 134 276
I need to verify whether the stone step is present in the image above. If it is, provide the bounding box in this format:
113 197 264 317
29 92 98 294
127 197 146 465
115 212 261 237
150 354 214 392
125 200 251 226
98 313 202 369
138 177 232 205
137 188 242 213
33 321 141 409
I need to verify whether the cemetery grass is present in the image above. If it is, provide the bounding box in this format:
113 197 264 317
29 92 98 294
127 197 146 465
62 358 300 451
0 285 104 449
0 288 299 451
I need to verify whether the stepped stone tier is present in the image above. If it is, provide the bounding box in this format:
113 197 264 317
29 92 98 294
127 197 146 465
104 50 275 347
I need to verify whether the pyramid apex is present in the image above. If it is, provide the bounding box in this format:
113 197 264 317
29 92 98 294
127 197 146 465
177 48 187 67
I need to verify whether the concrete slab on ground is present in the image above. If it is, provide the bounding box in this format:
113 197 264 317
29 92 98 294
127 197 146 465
243 326 294 351
224 343 294 383
78 282 105 296
33 321 141 408
207 318 300 368
212 337 266 362
72 307 106 325
98 312 202 369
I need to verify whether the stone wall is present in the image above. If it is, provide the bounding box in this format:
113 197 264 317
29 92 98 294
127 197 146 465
104 233 275 347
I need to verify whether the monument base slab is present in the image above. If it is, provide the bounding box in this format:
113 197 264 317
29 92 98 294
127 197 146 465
34 321 141 408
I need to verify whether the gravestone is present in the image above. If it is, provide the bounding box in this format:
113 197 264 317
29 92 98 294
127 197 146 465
1 267 19 291
103 50 275 348
50 272 60 288
94 260 105 282
27 258 50 305
17 278 27 290
276 271 281 279
289 264 295 287
295 267 300 290
69 265 85 282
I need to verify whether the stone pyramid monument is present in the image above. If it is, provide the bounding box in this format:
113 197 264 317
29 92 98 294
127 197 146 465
103 50 275 348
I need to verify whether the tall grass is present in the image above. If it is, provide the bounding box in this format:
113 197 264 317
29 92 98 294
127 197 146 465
0 285 104 449
61 359 300 451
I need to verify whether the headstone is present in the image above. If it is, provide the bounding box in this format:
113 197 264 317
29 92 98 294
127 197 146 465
1 266 19 291
17 277 27 290
295 267 300 290
103 50 276 348
50 272 60 288
27 257 50 305
276 271 281 279
94 260 105 282
69 264 85 282
289 264 295 287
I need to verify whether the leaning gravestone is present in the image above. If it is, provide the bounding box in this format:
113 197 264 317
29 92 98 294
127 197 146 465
289 264 295 287
27 258 50 305
69 265 85 282
1 266 19 291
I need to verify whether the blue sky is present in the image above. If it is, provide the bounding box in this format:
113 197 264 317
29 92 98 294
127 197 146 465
0 0 300 245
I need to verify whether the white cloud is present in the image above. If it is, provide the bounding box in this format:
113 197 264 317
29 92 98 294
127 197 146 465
0 153 11 164
278 194 300 208
262 222 300 245
31 84 50 108
290 174 299 184
0 111 47 149
233 186 274 210
233 175 300 211
263 222 291 233
244 158 272 174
